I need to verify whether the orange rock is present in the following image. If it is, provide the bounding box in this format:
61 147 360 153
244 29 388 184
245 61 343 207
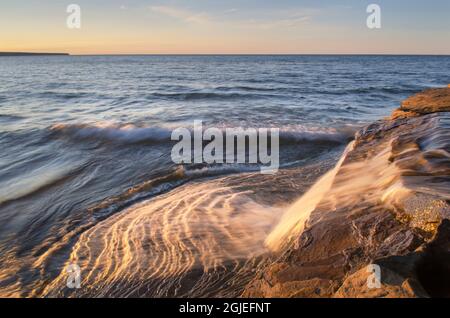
399 87 450 114
389 86 450 120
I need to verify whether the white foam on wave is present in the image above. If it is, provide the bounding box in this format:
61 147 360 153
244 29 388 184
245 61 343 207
277 125 354 143
182 163 261 177
265 141 356 250
0 161 77 205
50 122 352 144
50 122 172 143
265 139 414 251
266 114 450 251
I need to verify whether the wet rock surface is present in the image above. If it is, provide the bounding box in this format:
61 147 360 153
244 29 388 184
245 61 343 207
243 87 450 298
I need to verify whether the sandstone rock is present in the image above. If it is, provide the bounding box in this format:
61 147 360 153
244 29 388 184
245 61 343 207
242 86 450 298
391 87 450 119
333 264 425 298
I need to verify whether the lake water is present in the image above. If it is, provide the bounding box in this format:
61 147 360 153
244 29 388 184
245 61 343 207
0 55 449 296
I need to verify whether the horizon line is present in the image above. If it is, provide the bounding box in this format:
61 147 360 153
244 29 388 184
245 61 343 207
2 52 450 57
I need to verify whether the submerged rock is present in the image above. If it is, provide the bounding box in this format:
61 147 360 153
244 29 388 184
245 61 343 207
243 86 450 298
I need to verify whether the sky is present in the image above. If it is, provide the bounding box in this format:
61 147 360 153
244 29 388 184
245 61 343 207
1 0 449 54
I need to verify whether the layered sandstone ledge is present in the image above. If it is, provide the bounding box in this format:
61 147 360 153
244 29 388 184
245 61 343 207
391 86 450 119
242 86 450 298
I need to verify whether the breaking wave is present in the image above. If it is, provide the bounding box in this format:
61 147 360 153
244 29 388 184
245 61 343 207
266 113 450 251
50 123 172 143
49 122 352 145
0 160 82 205
266 141 355 250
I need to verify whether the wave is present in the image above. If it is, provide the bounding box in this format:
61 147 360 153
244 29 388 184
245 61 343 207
265 141 355 250
49 122 352 146
266 112 450 251
86 163 270 220
278 127 353 144
36 91 91 99
0 114 25 122
214 85 279 92
318 86 422 96
0 161 80 205
50 123 172 144
152 91 280 101
42 178 282 297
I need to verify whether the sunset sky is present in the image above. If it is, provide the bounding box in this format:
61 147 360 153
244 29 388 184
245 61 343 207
1 0 449 54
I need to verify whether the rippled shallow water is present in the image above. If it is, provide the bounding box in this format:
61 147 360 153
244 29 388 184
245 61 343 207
0 55 449 297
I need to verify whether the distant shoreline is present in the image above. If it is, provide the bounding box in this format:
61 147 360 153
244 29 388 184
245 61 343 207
0 52 69 56
60 53 450 57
